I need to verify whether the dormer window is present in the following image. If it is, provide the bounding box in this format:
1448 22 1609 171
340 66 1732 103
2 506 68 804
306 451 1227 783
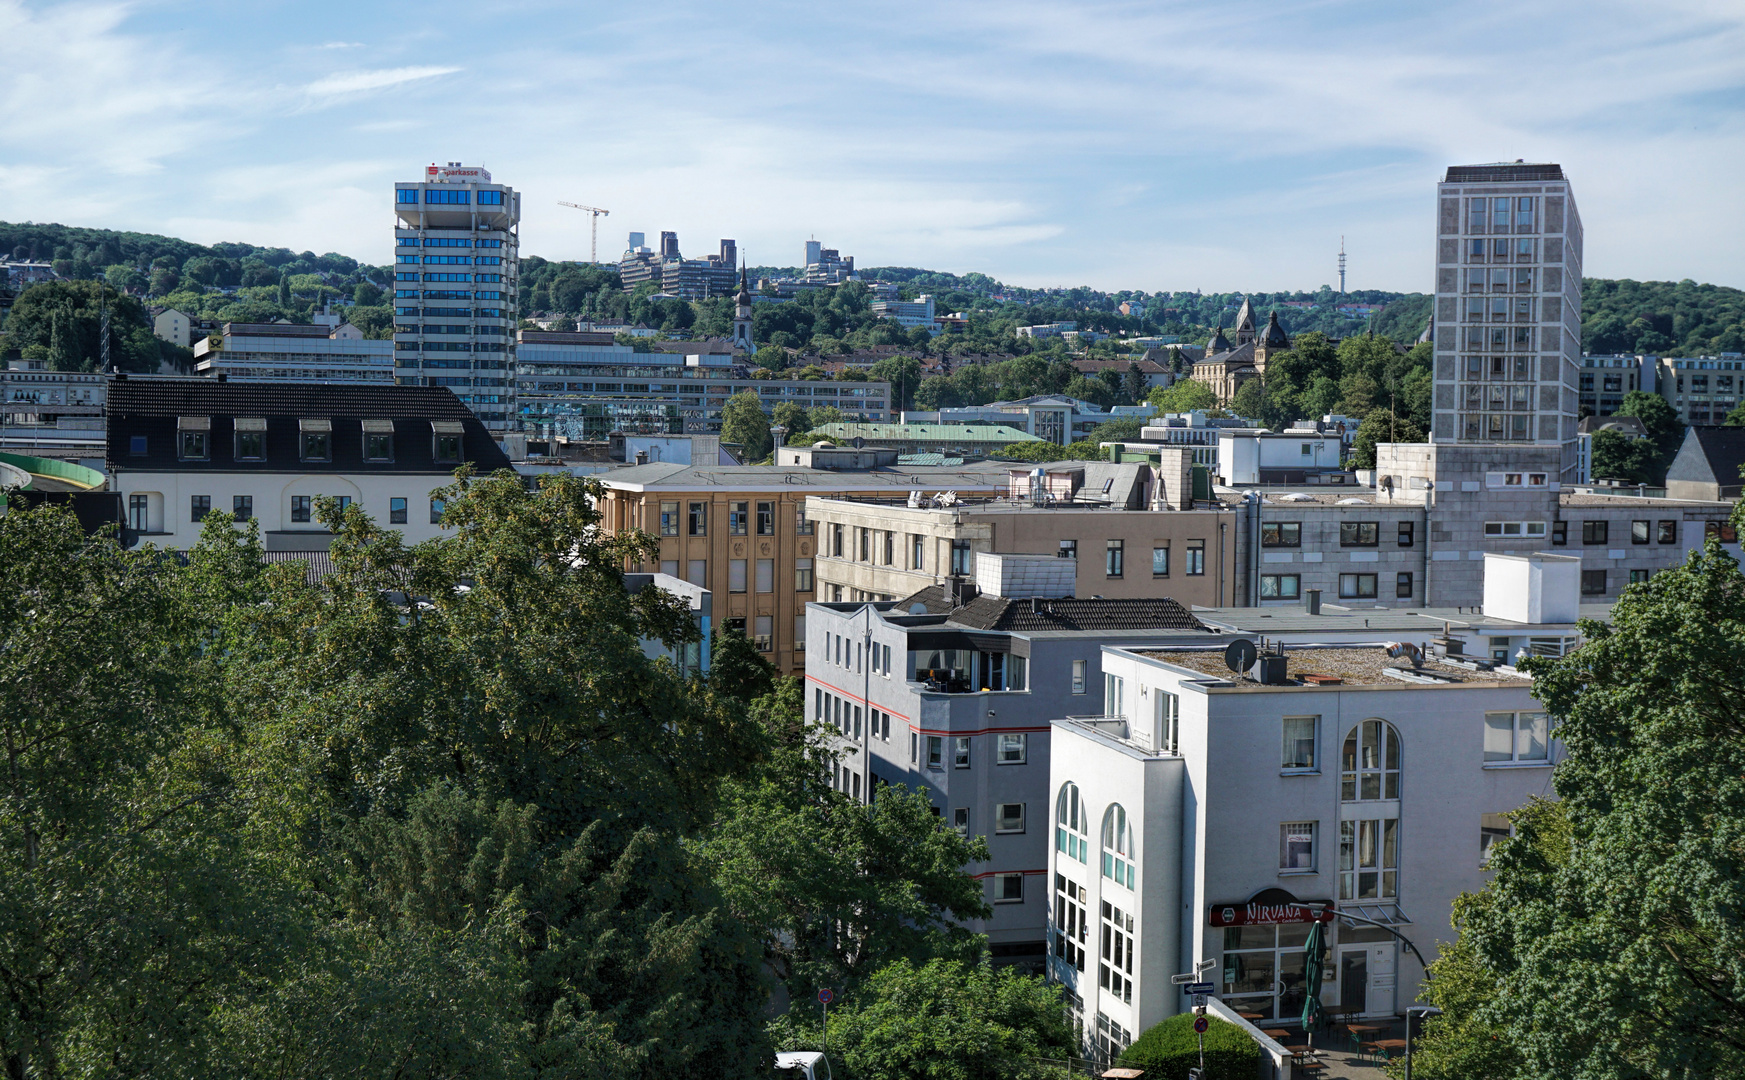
362 419 395 462
432 420 464 464
299 419 332 462
234 417 266 461
176 416 209 460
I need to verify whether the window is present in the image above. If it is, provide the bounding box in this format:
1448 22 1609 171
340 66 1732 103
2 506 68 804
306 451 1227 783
1582 569 1607 595
291 495 312 523
1396 572 1414 599
235 431 265 461
1630 569 1652 585
952 807 970 837
1280 822 1316 872
926 736 943 770
998 733 1027 764
430 498 445 524
796 504 813 535
1339 818 1398 901
997 802 1026 833
1057 539 1077 560
882 530 894 565
1099 899 1135 1004
858 527 870 562
756 501 774 536
950 539 972 575
1339 573 1378 599
396 189 419 204
476 189 504 205
1151 545 1169 577
912 533 925 568
1101 805 1136 888
1056 783 1089 863
1397 521 1414 547
232 495 253 521
831 523 844 557
1707 520 1739 543
1483 521 1548 538
727 559 746 594
300 431 332 463
1185 541 1205 576
687 560 706 587
1282 716 1317 771
179 430 208 460
1340 521 1379 547
1480 813 1513 865
729 502 748 535
1105 539 1124 578
1262 522 1300 547
1551 520 1567 546
1054 873 1088 972
910 732 917 764
1259 574 1300 599
390 497 407 524
753 615 772 652
1104 673 1125 718
795 616 806 651
795 558 814 592
433 432 462 464
688 502 707 536
755 558 774 594
1071 659 1087 695
1658 520 1678 545
190 495 211 522
1582 520 1608 545
364 432 394 462
128 493 148 532
1485 711 1550 763
1631 519 1650 545
659 501 680 536
995 873 1024 903
1155 690 1180 753
1340 719 1400 801
424 188 469 204
954 737 971 769
130 435 147 456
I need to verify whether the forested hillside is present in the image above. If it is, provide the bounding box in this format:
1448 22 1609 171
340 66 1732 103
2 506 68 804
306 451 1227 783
1581 278 1745 356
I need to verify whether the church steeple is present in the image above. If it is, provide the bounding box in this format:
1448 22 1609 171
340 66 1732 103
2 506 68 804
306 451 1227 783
1207 323 1232 354
1232 296 1257 345
729 261 754 353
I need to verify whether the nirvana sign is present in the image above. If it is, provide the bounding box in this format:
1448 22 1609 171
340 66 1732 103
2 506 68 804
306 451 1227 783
1209 899 1337 927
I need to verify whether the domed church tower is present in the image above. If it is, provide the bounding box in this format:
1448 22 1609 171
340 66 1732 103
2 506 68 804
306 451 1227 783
1255 310 1291 375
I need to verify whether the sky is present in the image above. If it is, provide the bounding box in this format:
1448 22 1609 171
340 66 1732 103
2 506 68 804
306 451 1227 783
1 0 1742 294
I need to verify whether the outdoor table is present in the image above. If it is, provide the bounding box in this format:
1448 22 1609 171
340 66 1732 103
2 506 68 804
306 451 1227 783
1262 1028 1293 1041
1369 1038 1409 1060
1237 1010 1266 1021
1346 1023 1389 1038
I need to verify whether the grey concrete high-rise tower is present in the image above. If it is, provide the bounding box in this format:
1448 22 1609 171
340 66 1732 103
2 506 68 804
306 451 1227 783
1430 162 1583 476
393 162 521 433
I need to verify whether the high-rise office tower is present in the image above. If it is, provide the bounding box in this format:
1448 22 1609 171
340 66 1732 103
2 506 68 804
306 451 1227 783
1432 162 1583 475
393 162 520 432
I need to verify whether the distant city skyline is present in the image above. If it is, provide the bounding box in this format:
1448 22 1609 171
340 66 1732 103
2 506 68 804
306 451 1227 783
1 0 1741 293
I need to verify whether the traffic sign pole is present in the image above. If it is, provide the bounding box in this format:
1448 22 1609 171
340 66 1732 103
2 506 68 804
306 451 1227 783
819 988 833 1061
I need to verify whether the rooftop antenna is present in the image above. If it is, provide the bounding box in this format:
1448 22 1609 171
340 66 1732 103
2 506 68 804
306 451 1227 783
1338 236 1347 295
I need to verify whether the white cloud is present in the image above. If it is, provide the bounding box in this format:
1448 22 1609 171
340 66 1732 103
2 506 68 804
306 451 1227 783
319 40 363 48
302 66 461 100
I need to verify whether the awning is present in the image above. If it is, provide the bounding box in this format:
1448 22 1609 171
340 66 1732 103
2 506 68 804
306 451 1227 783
1339 902 1412 927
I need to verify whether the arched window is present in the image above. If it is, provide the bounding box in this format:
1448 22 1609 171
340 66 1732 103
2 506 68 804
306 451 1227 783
1101 804 1136 887
1055 782 1089 863
1341 719 1400 801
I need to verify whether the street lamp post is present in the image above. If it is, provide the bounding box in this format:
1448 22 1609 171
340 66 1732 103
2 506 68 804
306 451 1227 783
1403 1005 1442 1080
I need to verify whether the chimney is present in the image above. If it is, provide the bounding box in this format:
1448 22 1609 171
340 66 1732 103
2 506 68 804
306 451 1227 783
1305 589 1321 615
634 449 648 465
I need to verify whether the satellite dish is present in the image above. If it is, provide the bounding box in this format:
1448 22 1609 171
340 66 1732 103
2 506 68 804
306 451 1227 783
909 603 928 615
1224 638 1258 673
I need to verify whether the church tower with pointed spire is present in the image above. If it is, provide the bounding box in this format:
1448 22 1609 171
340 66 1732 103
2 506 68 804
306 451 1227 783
729 263 754 353
1232 296 1257 346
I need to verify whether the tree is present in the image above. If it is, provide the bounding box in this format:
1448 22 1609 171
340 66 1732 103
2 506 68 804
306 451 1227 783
353 281 383 306
1337 370 1379 416
869 356 923 412
1148 380 1217 413
771 401 812 441
807 405 845 429
1064 374 1115 409
1229 378 1274 427
767 958 1074 1080
1724 402 1745 426
754 344 788 371
1613 390 1684 480
709 622 778 704
1123 362 1147 404
1120 1014 1259 1080
1588 428 1657 484
1351 407 1426 468
1428 547 1745 1079
915 375 961 410
721 390 774 461
3 279 159 372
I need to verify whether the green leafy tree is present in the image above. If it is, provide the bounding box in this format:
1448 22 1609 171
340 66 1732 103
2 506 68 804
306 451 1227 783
710 622 779 704
721 390 774 461
1123 362 1148 404
768 958 1074 1080
1351 407 1426 468
915 375 962 410
1338 370 1379 416
1064 374 1115 408
353 281 383 306
772 401 812 442
869 356 923 412
1119 1014 1259 1080
1588 428 1657 484
807 405 845 429
1148 380 1217 413
1229 377 1277 427
1613 390 1684 480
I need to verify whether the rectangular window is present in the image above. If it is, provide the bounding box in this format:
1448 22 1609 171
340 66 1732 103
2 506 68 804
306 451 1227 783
430 498 445 524
1340 521 1379 547
291 495 312 523
831 523 844 557
128 493 148 531
1071 659 1087 695
1185 541 1205 576
729 502 748 535
1582 569 1607 595
1280 822 1316 872
232 495 253 521
882 529 894 566
1552 520 1567 546
753 615 772 652
1104 673 1125 718
952 807 970 837
728 559 747 593
1707 521 1739 543
1259 574 1300 599
1261 522 1301 547
996 803 1026 833
756 501 775 535
1099 901 1135 1005
1481 813 1513 865
1282 716 1317 770
1338 818 1399 901
1105 539 1124 578
912 533 925 568
1484 711 1551 763
1155 690 1180 753
235 431 265 461
433 433 462 464
951 540 972 575
1631 520 1650 545
179 430 208 460
1658 520 1678 545
796 504 813 535
688 502 707 536
390 497 408 524
1058 539 1077 560
364 433 394 462
755 558 774 593
1396 572 1414 598
795 558 814 592
1582 520 1608 545
1339 573 1378 599
687 559 706 587
659 501 680 536
186 494 212 523
1397 521 1414 547
998 733 1028 764
954 737 971 769
300 432 331 463
795 615 806 651
1630 569 1652 585
994 873 1024 903
926 736 943 770
130 435 147 456
859 527 870 562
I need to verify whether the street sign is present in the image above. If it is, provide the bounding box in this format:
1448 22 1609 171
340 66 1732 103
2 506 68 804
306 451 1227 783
1191 994 1207 1007
1184 982 1216 995
1192 1016 1210 1035
818 988 833 1004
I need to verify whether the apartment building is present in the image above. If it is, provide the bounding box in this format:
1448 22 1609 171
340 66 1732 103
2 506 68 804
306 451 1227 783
194 322 394 384
1 360 105 461
1577 354 1650 417
104 377 511 550
870 294 938 330
516 330 891 439
1654 355 1745 425
1431 162 1583 476
393 163 521 432
616 232 738 300
808 421 1042 457
591 459 1012 674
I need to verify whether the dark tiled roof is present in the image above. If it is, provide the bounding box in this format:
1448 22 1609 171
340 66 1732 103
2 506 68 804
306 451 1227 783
105 378 511 475
898 585 1207 632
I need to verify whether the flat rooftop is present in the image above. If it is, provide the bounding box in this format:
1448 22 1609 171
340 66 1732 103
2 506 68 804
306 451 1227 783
1135 645 1532 687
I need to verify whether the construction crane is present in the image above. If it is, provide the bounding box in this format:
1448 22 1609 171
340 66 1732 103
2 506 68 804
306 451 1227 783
558 202 611 263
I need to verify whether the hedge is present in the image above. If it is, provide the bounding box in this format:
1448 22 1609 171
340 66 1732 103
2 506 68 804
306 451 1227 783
1116 1013 1259 1080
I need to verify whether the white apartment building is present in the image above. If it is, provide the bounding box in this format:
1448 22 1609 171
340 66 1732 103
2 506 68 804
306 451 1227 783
393 162 521 432
871 294 938 330
195 322 394 384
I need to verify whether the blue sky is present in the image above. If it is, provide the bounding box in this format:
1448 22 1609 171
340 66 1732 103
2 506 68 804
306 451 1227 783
2 0 1741 293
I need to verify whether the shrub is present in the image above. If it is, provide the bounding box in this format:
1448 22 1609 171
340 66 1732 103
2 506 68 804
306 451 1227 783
1118 1014 1259 1080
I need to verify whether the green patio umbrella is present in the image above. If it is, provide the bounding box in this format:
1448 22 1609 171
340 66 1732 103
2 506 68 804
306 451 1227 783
1301 918 1327 1047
